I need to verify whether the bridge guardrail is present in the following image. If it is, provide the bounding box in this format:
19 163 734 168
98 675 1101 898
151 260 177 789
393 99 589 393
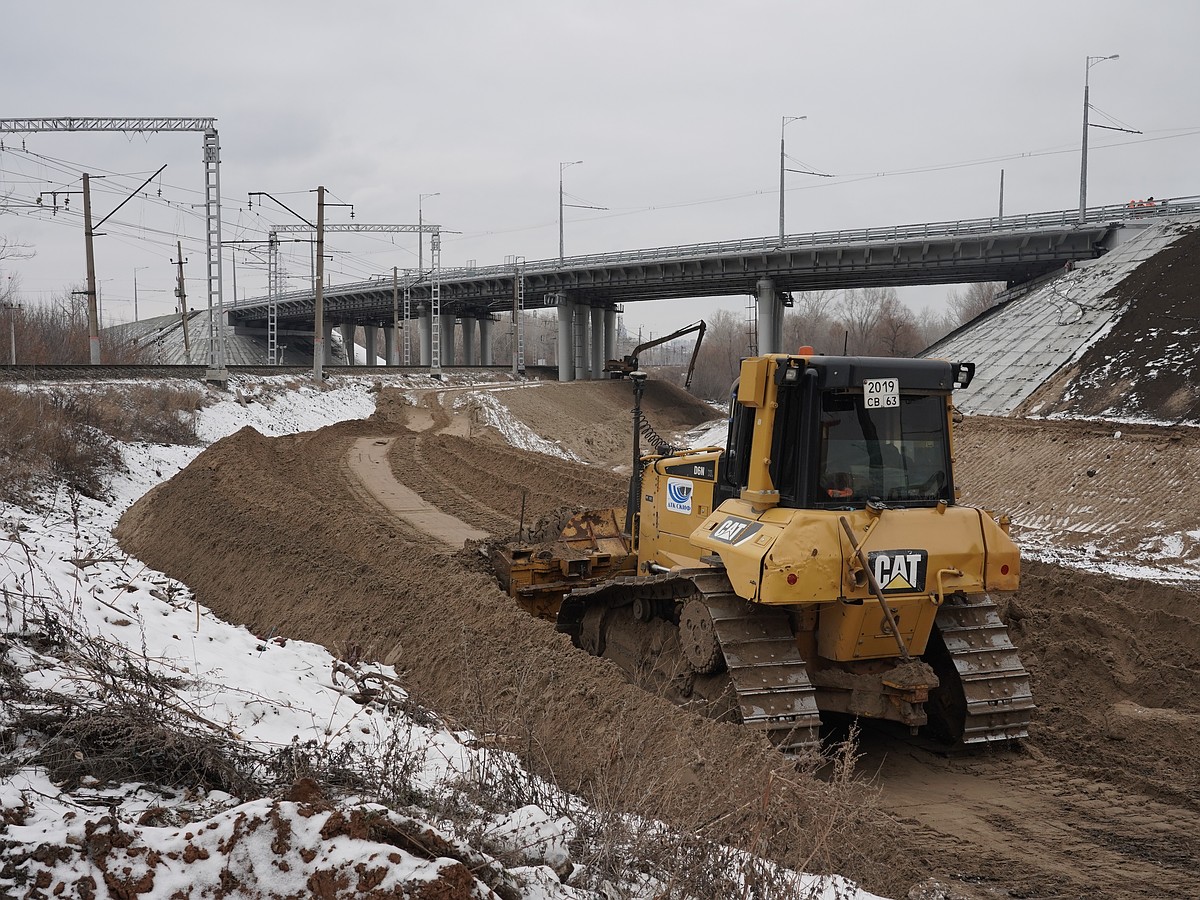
231 197 1200 310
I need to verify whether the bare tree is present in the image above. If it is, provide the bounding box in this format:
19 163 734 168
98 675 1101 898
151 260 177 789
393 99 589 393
837 287 896 355
875 290 920 356
913 305 957 350
687 309 745 400
782 290 841 355
947 282 1003 325
0 235 35 267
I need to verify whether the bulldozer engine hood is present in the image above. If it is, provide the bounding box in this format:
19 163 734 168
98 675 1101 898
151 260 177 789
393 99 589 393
691 499 1019 606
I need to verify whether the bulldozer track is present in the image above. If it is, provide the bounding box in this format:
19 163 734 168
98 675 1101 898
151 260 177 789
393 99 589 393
935 594 1035 744
410 430 517 535
562 568 822 753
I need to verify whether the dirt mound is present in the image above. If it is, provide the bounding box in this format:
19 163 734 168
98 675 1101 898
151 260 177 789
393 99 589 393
116 383 1200 897
117 409 901 893
954 415 1200 575
1013 561 1200 803
480 378 717 469
1020 224 1200 420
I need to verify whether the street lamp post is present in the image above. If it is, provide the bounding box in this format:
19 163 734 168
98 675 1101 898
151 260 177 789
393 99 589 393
1079 54 1119 224
418 192 439 274
559 160 583 264
779 116 806 245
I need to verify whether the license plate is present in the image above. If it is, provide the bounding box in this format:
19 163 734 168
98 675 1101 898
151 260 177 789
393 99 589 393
863 377 899 408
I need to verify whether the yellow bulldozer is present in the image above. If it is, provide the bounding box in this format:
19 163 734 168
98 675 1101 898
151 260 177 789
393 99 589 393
492 351 1033 751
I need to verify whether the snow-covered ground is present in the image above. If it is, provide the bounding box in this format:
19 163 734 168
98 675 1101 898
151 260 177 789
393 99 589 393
0 373 883 899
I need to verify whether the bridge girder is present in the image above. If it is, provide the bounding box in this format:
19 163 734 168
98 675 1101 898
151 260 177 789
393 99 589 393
230 220 1122 332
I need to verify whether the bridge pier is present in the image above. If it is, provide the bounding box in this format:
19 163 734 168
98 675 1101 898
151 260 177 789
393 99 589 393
339 323 356 365
461 317 479 366
756 277 782 355
363 325 379 366
479 317 494 366
384 324 396 366
323 322 335 366
590 305 604 379
556 295 573 382
573 300 589 381
604 307 616 368
439 314 456 366
419 308 432 366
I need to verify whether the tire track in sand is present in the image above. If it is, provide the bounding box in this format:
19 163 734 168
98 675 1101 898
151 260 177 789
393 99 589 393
343 436 489 550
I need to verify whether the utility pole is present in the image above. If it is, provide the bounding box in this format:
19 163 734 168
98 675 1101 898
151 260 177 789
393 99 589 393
82 173 100 364
174 241 191 361
2 298 19 365
314 185 326 383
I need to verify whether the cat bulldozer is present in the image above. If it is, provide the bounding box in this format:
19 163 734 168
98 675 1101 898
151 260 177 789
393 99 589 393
492 351 1033 751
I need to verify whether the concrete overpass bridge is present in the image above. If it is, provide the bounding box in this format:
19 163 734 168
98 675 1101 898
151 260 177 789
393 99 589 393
227 197 1200 380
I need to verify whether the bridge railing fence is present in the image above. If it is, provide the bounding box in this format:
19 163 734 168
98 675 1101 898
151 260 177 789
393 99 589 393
231 197 1200 310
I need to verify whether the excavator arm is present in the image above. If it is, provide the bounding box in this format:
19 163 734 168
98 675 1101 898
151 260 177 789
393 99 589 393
605 320 707 387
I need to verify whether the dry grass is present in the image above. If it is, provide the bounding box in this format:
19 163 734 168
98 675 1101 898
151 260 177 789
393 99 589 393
0 384 206 505
439 651 887 899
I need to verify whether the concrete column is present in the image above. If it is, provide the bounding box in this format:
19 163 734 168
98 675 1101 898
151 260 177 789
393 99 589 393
774 292 786 354
339 323 356 365
439 314 456 366
323 322 335 365
590 305 604 379
556 297 574 382
604 307 617 366
756 277 779 355
573 301 588 381
363 325 379 366
384 324 395 367
418 308 432 366
479 317 494 366
461 317 479 366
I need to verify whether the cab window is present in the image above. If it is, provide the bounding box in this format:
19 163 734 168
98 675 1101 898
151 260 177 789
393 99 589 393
815 392 950 506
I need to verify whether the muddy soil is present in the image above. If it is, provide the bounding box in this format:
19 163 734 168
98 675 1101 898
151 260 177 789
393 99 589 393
119 381 1200 898
955 414 1200 572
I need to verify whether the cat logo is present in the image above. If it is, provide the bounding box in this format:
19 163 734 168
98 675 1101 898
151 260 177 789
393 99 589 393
710 516 763 546
867 549 928 594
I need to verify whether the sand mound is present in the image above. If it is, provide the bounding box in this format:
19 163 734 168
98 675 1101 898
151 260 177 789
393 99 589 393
117 380 1200 898
117 395 899 893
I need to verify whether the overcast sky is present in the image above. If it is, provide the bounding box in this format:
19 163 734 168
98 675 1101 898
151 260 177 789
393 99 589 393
3 0 1198 338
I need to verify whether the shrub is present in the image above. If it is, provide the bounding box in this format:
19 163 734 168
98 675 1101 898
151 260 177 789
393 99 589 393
0 385 205 505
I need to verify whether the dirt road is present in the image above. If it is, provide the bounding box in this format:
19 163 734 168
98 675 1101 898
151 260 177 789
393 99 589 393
343 436 489 549
119 380 1200 898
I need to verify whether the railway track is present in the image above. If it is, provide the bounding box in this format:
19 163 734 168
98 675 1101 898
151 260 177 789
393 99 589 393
0 364 554 382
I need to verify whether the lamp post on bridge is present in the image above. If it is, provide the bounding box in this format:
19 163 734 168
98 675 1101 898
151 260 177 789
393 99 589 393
559 160 582 265
1078 54 1119 224
778 116 831 245
779 115 805 245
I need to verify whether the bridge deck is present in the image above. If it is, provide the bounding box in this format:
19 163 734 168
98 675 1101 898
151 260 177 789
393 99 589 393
230 199 1199 328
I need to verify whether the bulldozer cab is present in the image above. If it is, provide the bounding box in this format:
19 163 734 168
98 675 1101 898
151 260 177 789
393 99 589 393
719 355 974 511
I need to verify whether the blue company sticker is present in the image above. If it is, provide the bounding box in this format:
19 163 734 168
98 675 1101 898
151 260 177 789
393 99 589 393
666 477 693 514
